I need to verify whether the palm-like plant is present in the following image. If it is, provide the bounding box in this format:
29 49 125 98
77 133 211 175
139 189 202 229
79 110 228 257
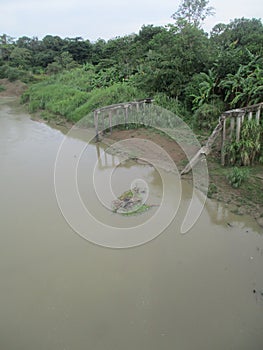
219 53 263 107
191 68 218 108
225 119 262 166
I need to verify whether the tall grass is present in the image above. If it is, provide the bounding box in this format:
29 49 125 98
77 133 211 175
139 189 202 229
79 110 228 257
72 83 145 122
21 83 88 120
21 74 145 122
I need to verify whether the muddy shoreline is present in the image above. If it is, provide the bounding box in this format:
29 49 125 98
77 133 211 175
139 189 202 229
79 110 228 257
1 84 262 228
100 128 263 227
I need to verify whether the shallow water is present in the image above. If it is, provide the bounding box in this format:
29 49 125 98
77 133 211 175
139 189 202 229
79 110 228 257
0 99 263 350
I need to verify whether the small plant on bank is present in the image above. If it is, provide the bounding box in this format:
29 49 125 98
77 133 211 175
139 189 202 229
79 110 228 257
207 183 218 198
226 167 250 188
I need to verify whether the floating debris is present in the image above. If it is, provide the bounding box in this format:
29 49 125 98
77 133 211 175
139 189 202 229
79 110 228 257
112 186 156 215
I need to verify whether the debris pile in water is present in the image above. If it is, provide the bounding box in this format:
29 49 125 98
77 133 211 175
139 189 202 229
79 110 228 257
112 186 153 215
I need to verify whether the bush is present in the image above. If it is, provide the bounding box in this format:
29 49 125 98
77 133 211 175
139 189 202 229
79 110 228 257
21 82 88 120
21 80 145 123
225 119 262 166
0 64 33 83
153 93 190 121
193 101 224 131
226 167 250 188
72 83 145 122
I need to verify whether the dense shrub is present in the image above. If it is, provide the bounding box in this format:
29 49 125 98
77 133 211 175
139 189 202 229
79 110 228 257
225 119 262 166
0 64 33 83
193 101 224 131
226 167 250 188
72 83 145 122
21 80 145 122
21 83 88 120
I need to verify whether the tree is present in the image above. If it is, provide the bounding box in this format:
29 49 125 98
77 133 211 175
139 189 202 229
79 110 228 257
211 18 263 54
131 25 213 98
63 37 93 64
46 51 78 74
219 54 263 107
172 0 215 28
10 47 32 69
0 34 15 61
190 69 218 108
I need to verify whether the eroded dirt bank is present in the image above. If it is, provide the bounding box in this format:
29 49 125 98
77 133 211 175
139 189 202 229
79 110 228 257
102 128 263 227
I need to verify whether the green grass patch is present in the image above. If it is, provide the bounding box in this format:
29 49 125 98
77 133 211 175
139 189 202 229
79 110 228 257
72 83 145 122
21 74 145 123
121 203 152 216
21 82 88 121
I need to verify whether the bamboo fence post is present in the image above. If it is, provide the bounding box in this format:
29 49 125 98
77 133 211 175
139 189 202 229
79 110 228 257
94 110 99 142
230 117 235 140
101 113 105 135
96 144 102 167
236 114 241 142
124 105 128 126
109 110 112 134
221 116 227 166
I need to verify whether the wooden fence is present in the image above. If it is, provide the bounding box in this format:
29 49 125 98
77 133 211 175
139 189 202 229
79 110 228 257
181 102 262 174
92 99 262 175
94 99 153 141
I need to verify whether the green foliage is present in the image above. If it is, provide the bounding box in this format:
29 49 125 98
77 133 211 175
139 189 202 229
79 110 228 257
226 167 250 188
9 47 32 69
1 11 262 127
0 84 5 92
0 64 33 82
172 0 215 28
211 18 263 55
219 53 263 107
121 203 152 216
21 79 144 122
193 101 224 130
190 69 218 108
153 92 190 120
21 83 88 120
130 24 214 99
46 51 78 74
72 83 145 122
225 119 262 166
207 183 218 198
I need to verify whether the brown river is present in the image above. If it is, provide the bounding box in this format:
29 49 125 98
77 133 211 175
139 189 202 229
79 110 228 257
0 98 263 350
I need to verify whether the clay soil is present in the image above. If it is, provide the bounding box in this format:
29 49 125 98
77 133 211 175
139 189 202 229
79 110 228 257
103 127 263 227
0 78 27 97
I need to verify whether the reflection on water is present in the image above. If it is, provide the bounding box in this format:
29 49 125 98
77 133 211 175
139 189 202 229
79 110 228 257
0 99 263 350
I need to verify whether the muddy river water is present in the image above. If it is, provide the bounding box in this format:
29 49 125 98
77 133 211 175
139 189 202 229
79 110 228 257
0 98 263 350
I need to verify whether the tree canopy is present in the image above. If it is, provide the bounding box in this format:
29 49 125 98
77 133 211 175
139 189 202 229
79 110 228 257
172 0 215 28
0 6 262 130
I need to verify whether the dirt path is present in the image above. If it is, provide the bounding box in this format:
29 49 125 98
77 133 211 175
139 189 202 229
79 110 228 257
0 78 27 97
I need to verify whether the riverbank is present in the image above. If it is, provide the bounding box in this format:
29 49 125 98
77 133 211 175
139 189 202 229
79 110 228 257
1 87 262 228
101 127 263 228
